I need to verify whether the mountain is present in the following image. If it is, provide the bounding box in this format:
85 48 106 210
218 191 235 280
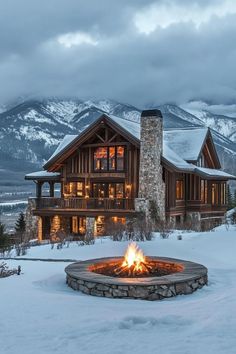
182 106 236 143
0 98 236 187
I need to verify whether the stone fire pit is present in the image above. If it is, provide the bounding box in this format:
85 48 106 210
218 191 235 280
65 256 208 301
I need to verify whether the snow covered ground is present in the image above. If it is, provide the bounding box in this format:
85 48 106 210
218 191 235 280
1 223 236 354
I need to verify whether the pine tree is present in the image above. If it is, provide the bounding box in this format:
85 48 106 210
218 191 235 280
15 212 26 242
15 212 26 233
0 222 9 251
234 189 236 208
226 185 233 210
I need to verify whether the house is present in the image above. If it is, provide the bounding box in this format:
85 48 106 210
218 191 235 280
25 109 236 241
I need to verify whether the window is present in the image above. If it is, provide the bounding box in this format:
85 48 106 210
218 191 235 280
200 180 208 204
212 183 219 205
176 180 184 200
93 146 125 171
94 147 107 171
117 146 125 170
65 182 84 197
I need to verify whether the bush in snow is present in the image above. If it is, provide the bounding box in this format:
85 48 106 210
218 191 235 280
0 262 19 278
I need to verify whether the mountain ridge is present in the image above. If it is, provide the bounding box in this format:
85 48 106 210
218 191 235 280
0 98 235 186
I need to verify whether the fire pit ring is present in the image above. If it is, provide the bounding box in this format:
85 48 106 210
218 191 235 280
65 256 208 301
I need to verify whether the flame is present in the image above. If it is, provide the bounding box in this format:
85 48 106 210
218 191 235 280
122 242 146 272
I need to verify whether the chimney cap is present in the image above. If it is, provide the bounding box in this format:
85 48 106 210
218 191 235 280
141 109 162 118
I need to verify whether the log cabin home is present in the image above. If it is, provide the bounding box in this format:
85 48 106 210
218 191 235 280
25 109 236 241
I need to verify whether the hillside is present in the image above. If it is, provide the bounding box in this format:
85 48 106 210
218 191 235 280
0 98 236 187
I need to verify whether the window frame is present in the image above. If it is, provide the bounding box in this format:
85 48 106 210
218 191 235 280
93 146 125 172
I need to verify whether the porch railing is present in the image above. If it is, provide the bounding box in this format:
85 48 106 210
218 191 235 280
35 197 134 210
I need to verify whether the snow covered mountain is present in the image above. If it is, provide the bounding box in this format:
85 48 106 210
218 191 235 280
0 98 235 187
182 106 236 143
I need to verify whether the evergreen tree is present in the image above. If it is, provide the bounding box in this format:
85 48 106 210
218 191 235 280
226 185 233 210
0 222 9 251
15 212 26 243
15 212 26 233
234 189 236 208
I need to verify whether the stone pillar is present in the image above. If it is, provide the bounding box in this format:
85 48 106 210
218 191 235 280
50 215 61 240
136 109 165 221
25 198 38 241
85 217 95 239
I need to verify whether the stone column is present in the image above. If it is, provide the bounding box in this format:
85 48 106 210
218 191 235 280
136 109 165 221
25 198 38 241
85 217 95 240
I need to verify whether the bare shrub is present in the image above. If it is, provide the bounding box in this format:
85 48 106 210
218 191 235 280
0 262 18 278
105 219 126 241
107 212 153 242
156 220 172 239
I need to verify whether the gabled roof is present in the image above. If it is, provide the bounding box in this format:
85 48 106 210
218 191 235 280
41 112 235 180
163 128 209 161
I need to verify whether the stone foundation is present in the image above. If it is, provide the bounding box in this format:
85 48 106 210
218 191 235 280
65 257 208 301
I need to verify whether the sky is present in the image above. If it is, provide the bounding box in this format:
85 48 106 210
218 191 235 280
1 0 236 108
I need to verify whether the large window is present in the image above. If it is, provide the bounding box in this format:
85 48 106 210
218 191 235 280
64 182 84 197
93 146 125 171
200 180 208 204
212 182 226 205
176 180 184 200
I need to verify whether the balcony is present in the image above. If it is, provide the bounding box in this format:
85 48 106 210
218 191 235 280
34 197 135 211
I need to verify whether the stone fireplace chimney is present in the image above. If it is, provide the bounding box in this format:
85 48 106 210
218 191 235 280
135 109 165 221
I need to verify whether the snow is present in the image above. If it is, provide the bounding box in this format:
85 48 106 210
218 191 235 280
1 224 236 354
43 114 235 178
163 128 208 161
25 170 61 179
163 145 195 171
0 200 28 207
47 134 78 162
195 167 236 179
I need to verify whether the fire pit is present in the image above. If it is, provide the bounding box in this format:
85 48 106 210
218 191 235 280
65 243 208 300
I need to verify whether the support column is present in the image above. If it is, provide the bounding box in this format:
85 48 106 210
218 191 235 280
49 181 54 197
36 181 43 198
38 216 43 242
85 217 95 240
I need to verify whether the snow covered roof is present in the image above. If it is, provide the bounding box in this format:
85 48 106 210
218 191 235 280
194 167 236 180
25 171 61 180
163 128 208 161
48 135 78 161
163 145 196 171
43 113 236 179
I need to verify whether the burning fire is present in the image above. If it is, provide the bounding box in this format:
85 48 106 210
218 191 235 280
122 242 146 272
113 242 151 276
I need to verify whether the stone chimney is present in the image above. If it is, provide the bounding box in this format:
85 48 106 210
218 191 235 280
135 109 165 221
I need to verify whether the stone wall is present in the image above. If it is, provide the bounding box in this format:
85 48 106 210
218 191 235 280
137 109 165 221
65 257 208 301
85 217 95 239
25 198 38 241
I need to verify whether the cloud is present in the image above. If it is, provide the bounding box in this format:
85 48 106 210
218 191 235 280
1 0 236 107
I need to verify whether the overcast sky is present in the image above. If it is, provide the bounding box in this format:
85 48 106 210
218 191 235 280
1 0 236 108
